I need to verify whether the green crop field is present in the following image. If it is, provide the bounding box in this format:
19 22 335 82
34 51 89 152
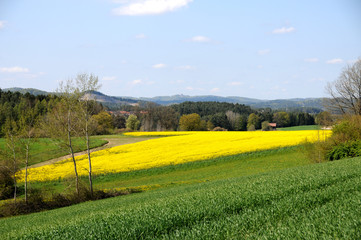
278 125 321 131
1 153 360 239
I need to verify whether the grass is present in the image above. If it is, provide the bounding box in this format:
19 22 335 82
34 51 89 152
25 146 310 195
0 137 108 168
1 155 360 239
278 125 321 131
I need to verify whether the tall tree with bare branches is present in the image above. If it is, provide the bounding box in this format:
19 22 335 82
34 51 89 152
325 59 361 115
43 80 80 195
75 73 101 197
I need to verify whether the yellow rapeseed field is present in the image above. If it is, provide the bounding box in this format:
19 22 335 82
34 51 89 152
17 130 330 182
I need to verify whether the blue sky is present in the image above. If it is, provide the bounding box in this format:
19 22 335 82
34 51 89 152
0 0 360 99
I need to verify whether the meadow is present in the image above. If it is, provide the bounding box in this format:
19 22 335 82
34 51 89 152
1 155 360 239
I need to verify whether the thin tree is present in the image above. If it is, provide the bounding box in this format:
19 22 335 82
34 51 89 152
3 118 19 203
43 81 80 195
18 98 37 203
75 73 101 197
325 59 361 115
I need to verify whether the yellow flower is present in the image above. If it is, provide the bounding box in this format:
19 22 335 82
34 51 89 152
17 130 330 182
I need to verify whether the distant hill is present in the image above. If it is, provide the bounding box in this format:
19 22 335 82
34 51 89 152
1 87 325 111
137 94 325 111
136 95 264 105
3 87 51 96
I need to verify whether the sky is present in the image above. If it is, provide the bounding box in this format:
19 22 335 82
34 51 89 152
0 0 360 99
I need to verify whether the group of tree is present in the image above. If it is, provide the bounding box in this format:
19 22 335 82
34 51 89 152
0 73 105 203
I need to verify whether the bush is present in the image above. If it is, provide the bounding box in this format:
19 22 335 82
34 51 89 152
0 165 14 200
212 127 227 131
306 115 361 162
326 140 361 161
261 121 272 131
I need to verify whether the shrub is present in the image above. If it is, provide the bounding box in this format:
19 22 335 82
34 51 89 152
0 165 14 200
261 121 272 131
307 115 361 162
212 127 227 131
326 140 361 161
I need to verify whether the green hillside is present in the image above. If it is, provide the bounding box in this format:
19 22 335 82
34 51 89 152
1 154 360 239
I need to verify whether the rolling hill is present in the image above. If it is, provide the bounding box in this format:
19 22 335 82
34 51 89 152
1 87 325 111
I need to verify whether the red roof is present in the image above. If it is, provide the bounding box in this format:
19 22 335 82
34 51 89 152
269 123 277 127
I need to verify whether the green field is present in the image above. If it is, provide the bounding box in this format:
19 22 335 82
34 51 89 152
1 155 360 239
0 137 108 168
278 125 321 131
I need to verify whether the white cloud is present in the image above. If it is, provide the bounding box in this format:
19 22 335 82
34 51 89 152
152 63 166 69
228 81 243 86
186 86 194 91
210 87 220 93
0 21 5 29
272 27 295 34
257 65 263 69
326 58 343 64
135 33 146 39
304 58 319 63
102 76 117 81
188 35 211 43
131 79 143 85
0 66 29 73
258 49 270 55
176 65 194 70
112 0 193 16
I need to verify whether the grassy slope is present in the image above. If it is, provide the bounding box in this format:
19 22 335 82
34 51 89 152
1 156 360 239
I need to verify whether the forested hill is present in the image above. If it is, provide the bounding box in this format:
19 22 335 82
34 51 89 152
3 88 50 96
2 87 325 111
171 101 254 117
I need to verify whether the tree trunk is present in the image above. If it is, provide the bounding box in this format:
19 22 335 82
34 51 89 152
10 134 17 204
86 117 93 197
25 139 29 203
68 110 79 196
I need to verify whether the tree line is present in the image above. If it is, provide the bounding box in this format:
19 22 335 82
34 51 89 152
123 101 316 132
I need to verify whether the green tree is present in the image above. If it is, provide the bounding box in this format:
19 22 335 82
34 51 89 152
273 112 290 127
179 113 202 131
126 114 140 131
261 121 272 131
315 111 333 127
247 113 261 130
92 111 113 134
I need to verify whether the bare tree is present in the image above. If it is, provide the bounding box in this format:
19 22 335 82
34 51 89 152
325 59 361 115
43 80 80 195
18 98 37 203
2 118 19 203
75 73 101 197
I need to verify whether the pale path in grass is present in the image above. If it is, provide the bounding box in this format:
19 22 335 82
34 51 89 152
28 136 159 169
17 131 331 182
